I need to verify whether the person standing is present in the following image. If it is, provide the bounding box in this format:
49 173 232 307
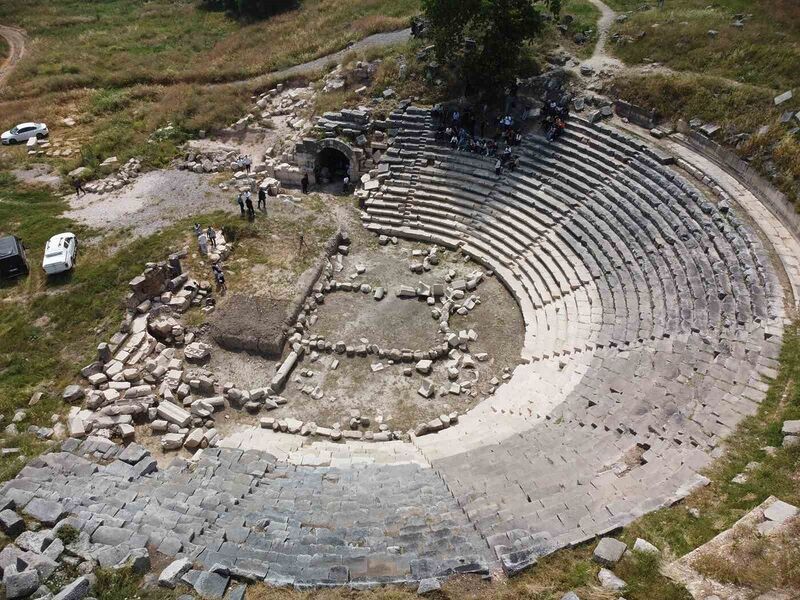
245 192 255 220
73 178 86 197
236 192 245 217
212 264 227 293
301 172 309 195
198 230 208 255
193 223 202 238
258 186 266 211
342 175 350 194
244 155 252 174
207 226 217 248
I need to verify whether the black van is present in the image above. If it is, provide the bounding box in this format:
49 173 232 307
0 235 30 280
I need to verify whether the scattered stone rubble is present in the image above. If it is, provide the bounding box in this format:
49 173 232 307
74 157 142 194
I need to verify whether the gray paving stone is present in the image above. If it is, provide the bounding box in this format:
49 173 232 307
23 499 66 526
193 571 229 599
593 538 627 567
0 509 24 537
52 575 91 600
159 558 193 588
3 568 40 599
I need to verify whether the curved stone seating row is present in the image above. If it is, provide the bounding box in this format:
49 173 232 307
0 439 490 588
365 106 786 572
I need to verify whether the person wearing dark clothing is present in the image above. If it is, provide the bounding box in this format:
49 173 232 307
236 193 245 217
258 187 266 211
301 173 309 194
207 226 217 248
212 264 227 293
245 195 255 220
73 178 86 197
495 159 502 176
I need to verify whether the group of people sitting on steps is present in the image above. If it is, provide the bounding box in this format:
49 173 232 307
432 104 523 176
433 105 523 158
542 100 570 142
431 93 572 177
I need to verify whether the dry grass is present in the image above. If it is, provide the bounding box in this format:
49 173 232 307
0 34 8 61
608 72 800 205
690 518 800 593
0 0 419 98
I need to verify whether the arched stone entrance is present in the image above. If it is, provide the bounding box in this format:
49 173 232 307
294 137 360 186
315 146 351 184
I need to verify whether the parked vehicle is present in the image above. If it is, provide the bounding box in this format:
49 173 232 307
1 122 49 145
42 232 78 275
0 235 30 280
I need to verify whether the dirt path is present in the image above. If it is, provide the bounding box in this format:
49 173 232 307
0 25 26 91
575 0 768 90
220 28 411 89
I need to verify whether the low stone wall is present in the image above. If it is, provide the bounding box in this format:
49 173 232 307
209 229 345 359
614 99 658 129
677 124 800 243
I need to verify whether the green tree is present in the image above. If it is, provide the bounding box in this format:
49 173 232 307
201 0 297 19
422 0 560 97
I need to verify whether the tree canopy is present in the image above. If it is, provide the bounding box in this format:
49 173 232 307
201 0 298 19
422 0 560 98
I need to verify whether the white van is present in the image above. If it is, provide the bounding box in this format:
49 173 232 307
42 232 78 275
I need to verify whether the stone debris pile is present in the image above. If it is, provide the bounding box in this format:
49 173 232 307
175 148 241 174
61 251 266 453
79 157 142 194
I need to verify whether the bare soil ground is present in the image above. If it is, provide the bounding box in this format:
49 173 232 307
10 163 62 188
64 169 229 239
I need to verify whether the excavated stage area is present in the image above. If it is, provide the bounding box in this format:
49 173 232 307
205 227 525 434
4 106 800 595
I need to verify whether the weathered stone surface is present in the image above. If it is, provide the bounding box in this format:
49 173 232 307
23 498 66 526
416 577 441 595
193 571 229 598
3 568 39 599
633 538 659 555
593 538 627 567
62 385 84 403
763 499 798 523
0 509 24 536
52 575 91 600
157 402 192 427
597 568 626 591
159 558 192 588
184 342 211 364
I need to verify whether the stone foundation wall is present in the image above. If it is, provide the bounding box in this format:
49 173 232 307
614 99 658 129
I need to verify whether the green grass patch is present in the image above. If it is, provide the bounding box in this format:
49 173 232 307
607 0 800 90
560 0 602 59
93 567 179 600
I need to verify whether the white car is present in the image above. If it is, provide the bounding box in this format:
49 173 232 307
1 122 49 145
42 232 78 275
